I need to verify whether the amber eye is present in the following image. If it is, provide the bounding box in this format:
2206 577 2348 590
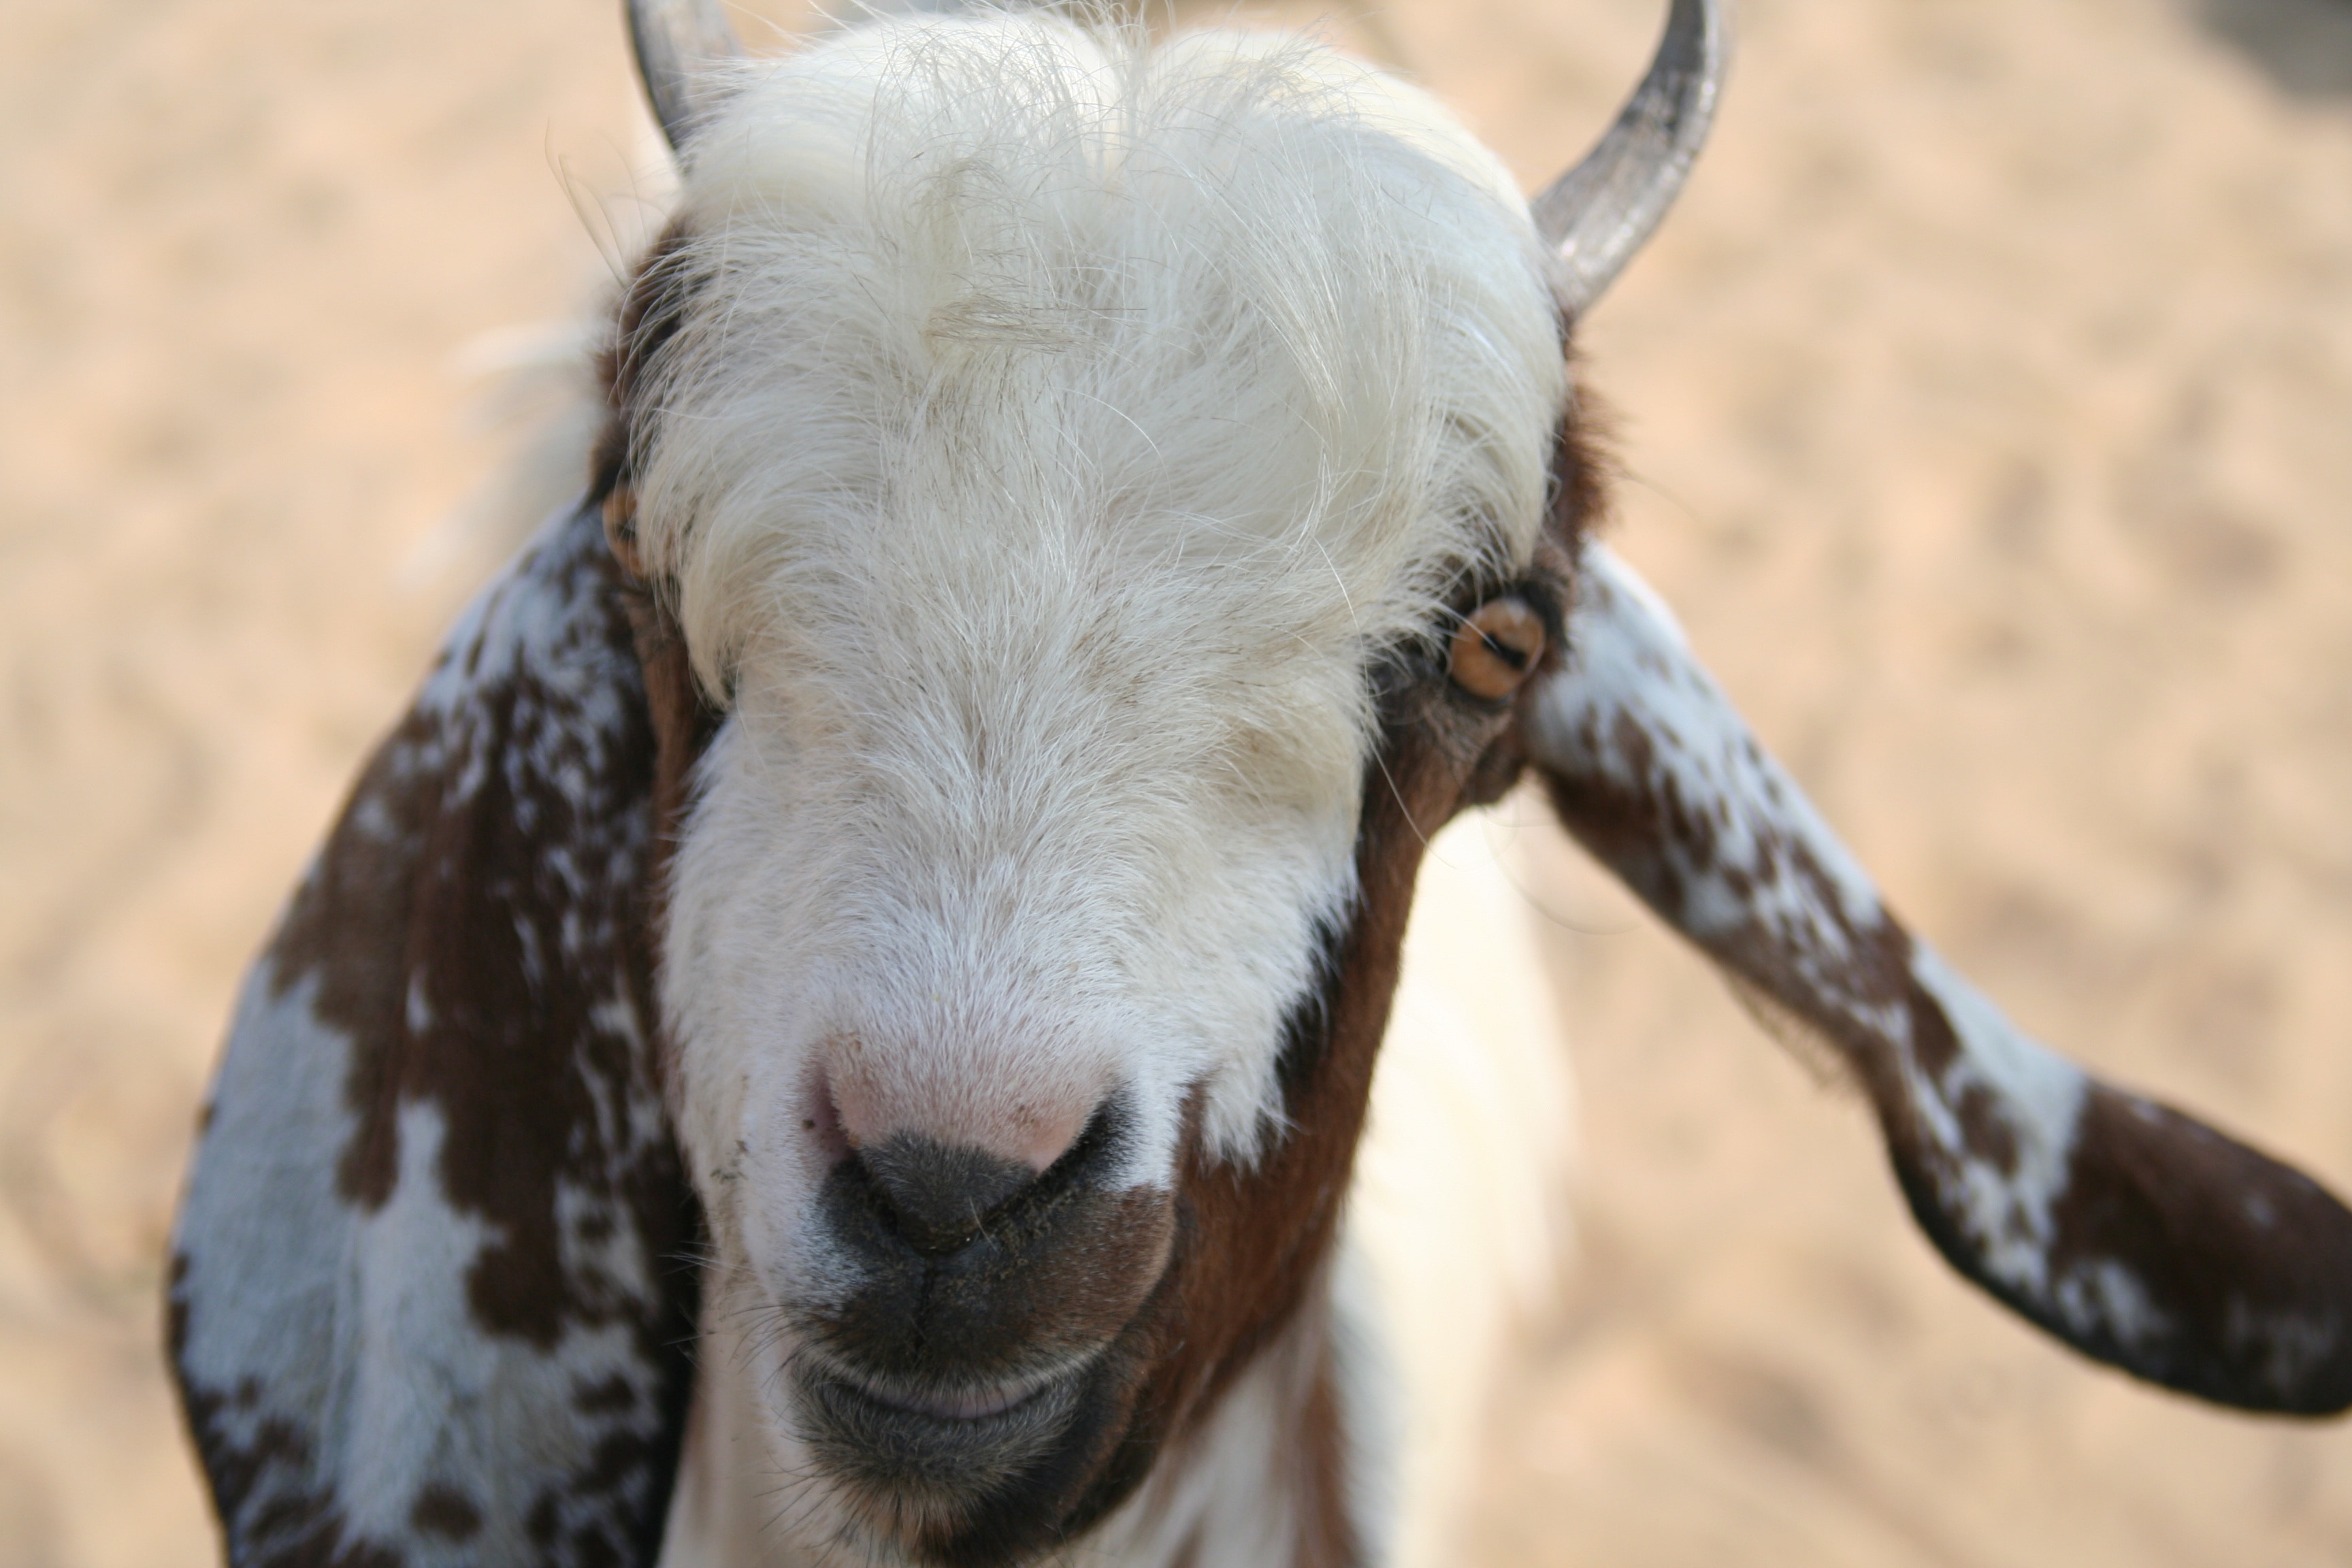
602 485 646 580
1448 596 1546 701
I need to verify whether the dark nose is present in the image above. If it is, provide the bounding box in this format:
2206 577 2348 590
820 1102 1131 1287
855 1135 1039 1257
804 1099 1173 1409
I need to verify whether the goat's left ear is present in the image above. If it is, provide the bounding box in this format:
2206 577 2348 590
1526 542 2352 1415
167 498 703 1565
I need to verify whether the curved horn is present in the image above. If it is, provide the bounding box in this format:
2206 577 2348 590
1531 0 1732 316
627 0 744 152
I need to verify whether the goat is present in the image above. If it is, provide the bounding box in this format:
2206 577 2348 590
167 3 2352 1565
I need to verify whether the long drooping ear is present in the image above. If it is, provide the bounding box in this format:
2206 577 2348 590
167 500 704 1565
1529 542 2352 1415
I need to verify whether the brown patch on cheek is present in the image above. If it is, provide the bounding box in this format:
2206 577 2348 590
1064 698 1496 1558
998 1189 1179 1355
1045 401 1608 1554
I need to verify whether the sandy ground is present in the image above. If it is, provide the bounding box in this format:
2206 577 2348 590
5 0 2352 1563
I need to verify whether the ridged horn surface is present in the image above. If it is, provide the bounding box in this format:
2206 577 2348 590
1531 0 1732 316
627 0 744 152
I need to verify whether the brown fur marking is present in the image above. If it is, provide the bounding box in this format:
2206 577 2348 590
172 506 704 1566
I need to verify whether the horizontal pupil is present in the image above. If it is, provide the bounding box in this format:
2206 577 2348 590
1478 632 1529 672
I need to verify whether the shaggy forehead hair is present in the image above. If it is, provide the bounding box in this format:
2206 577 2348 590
623 13 1567 1159
633 15 1565 688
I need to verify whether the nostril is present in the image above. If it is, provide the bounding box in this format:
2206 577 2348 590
854 1135 1039 1258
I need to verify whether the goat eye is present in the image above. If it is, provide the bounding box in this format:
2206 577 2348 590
1448 596 1546 701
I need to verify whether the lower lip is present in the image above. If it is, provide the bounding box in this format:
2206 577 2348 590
839 1372 1052 1424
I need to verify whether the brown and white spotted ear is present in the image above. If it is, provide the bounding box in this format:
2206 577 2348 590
1527 542 2352 1415
167 499 704 1565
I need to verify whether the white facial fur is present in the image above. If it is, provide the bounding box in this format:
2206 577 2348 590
639 9 1560 1304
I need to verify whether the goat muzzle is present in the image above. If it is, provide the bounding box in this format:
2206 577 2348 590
787 1111 1177 1535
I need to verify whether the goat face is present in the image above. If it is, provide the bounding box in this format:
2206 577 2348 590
600 20 1574 1556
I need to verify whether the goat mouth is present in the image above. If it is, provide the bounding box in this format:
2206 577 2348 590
794 1356 1094 1507
823 1366 1060 1424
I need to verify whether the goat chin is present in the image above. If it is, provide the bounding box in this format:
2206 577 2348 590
652 807 1573 1568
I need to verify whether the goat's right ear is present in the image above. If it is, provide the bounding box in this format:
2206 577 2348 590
168 498 703 1565
1525 542 2352 1415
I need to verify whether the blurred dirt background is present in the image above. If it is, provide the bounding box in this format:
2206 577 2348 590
5 0 2352 1563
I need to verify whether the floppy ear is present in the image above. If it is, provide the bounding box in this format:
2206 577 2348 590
167 499 704 1565
1529 541 2352 1415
